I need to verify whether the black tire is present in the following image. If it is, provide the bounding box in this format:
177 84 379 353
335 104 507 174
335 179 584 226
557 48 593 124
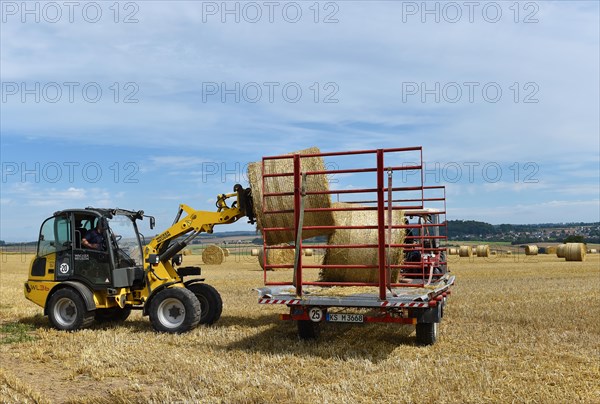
297 320 320 340
416 322 438 345
148 288 200 333
47 288 94 331
186 283 223 325
95 306 132 323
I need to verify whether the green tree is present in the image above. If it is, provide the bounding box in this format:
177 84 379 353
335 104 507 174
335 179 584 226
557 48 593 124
564 235 585 243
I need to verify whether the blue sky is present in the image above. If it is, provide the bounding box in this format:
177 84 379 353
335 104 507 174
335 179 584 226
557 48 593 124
1 1 599 241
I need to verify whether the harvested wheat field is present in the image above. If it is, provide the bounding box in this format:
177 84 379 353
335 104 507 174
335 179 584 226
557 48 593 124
1 253 599 403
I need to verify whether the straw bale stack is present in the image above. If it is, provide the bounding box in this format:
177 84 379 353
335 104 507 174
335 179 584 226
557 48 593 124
247 147 335 245
476 245 490 257
257 244 295 270
202 244 225 265
564 243 586 262
459 246 472 257
320 203 405 283
525 245 538 256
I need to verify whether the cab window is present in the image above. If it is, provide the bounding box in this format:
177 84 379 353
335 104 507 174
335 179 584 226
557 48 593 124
38 215 71 256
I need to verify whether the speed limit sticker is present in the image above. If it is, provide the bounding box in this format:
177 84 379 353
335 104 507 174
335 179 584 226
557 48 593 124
308 307 323 323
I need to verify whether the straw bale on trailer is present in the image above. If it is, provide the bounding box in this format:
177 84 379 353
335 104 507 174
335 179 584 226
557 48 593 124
525 245 538 256
459 246 472 257
257 244 295 270
247 147 335 245
564 243 586 262
320 203 405 283
476 245 490 257
202 244 224 265
557 244 567 258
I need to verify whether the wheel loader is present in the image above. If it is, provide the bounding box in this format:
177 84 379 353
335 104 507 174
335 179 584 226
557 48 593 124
23 185 254 333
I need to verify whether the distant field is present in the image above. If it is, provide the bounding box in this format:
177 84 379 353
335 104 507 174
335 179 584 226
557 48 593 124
1 253 599 403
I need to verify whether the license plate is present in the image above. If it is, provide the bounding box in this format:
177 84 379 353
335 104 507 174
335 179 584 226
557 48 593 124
326 313 364 323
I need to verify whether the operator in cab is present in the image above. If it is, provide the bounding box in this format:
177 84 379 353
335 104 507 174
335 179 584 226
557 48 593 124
82 221 106 250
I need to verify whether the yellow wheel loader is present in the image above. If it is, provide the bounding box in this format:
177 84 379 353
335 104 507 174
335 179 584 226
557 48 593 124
24 185 254 333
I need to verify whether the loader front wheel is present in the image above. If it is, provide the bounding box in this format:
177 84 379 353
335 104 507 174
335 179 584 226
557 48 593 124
186 283 223 325
47 288 94 331
149 288 200 333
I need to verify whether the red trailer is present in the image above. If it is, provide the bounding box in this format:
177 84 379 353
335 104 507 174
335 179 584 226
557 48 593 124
256 147 455 344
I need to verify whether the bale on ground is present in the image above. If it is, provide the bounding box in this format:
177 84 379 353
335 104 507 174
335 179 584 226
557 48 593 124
182 248 192 256
459 246 472 257
490 251 497 255
476 245 490 257
565 243 586 262
223 248 230 257
587 248 598 254
320 203 404 283
247 147 335 245
448 247 459 255
505 250 512 255
525 245 538 256
258 244 295 270
557 244 567 258
546 246 557 255
251 248 260 257
202 245 224 265
304 248 314 257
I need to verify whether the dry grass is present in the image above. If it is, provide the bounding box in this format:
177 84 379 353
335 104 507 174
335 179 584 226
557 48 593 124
1 252 599 403
247 147 335 245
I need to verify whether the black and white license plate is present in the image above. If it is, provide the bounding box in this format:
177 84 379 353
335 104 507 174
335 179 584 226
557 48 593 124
326 313 364 323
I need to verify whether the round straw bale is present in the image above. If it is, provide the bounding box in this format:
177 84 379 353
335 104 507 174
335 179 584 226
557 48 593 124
223 248 230 257
202 244 224 265
475 245 490 257
587 248 598 254
448 247 459 255
182 248 192 256
564 243 586 262
556 244 567 258
525 245 538 256
459 246 472 257
546 246 557 255
250 248 260 257
320 203 404 283
258 244 295 270
247 147 335 245
304 248 314 257
505 250 512 255
490 251 497 255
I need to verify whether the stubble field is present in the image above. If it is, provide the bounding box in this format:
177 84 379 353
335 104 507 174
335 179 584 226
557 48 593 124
0 252 599 403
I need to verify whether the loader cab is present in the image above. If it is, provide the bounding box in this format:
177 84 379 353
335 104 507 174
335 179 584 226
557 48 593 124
31 208 146 290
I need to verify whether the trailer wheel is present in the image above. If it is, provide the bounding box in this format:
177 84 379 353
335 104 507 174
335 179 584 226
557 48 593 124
297 320 320 340
95 306 132 323
186 283 223 325
416 322 438 345
149 288 200 333
47 288 94 331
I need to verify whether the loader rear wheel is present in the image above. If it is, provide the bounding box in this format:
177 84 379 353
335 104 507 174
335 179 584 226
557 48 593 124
149 288 200 333
297 320 320 340
416 322 438 346
186 283 223 325
47 288 94 331
95 306 132 323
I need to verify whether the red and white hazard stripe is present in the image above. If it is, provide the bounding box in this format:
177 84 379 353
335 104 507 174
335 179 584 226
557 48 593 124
258 298 301 305
380 301 429 308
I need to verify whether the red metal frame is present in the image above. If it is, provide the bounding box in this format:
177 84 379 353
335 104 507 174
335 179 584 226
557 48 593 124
260 147 448 297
